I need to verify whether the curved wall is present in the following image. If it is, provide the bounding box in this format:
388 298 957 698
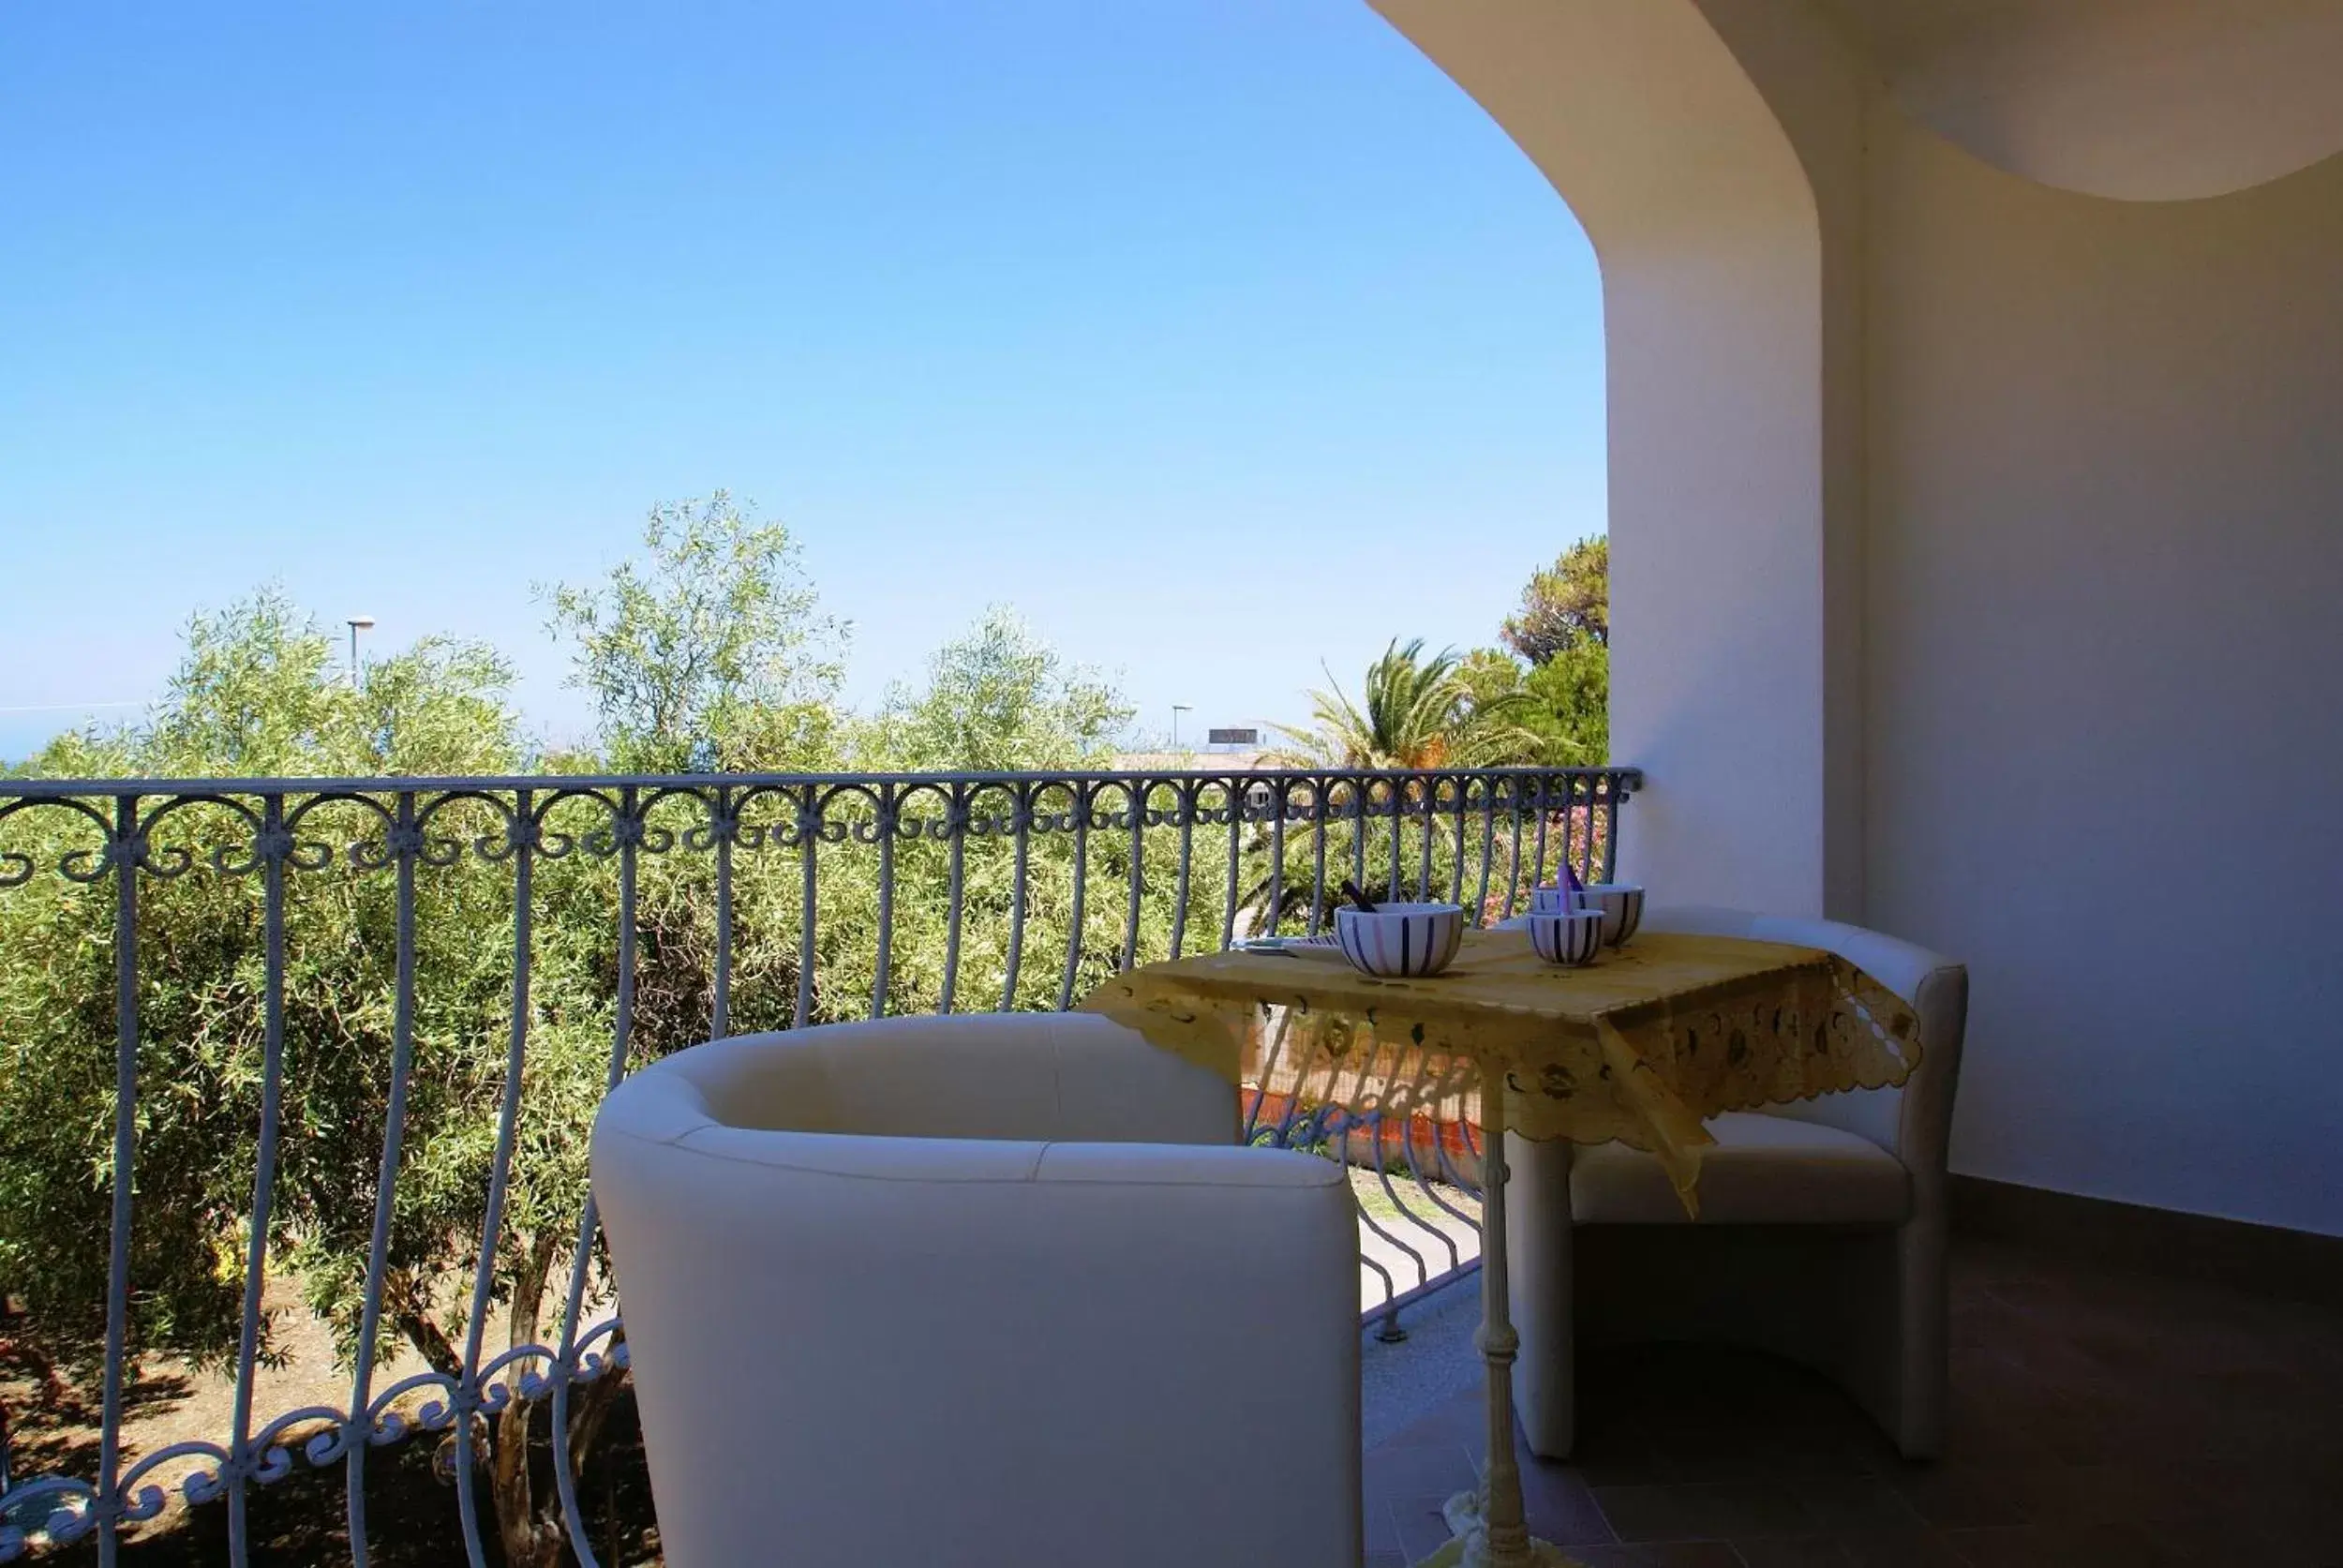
1375 0 2343 1235
1818 0 2343 202
1372 0 1838 918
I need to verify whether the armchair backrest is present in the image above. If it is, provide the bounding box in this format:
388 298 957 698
1640 907 1968 1192
648 1009 1237 1145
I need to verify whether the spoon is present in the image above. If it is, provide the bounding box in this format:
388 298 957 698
1339 879 1378 913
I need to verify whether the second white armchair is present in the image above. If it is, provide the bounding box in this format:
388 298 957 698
1505 908 1969 1459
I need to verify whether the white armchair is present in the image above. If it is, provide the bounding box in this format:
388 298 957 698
1505 909 1969 1459
591 1010 1363 1568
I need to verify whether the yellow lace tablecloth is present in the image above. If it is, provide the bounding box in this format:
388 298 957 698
1078 929 1921 1213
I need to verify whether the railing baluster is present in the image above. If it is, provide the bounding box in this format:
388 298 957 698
1307 778 1328 935
1600 771 1623 883
1265 782 1287 938
1503 780 1527 917
1169 781 1194 961
1451 776 1470 907
1219 780 1241 951
1056 782 1092 1011
347 793 421 1568
1570 773 1591 888
1415 781 1436 901
1402 1112 1478 1250
96 793 141 1567
1385 780 1403 897
226 796 290 1566
1347 1116 1428 1337
552 787 636 1568
794 784 818 1030
454 789 534 1568
1120 779 1144 971
1367 1116 1436 1292
1530 772 1554 889
1473 780 1498 921
1001 784 1032 1010
871 783 896 1020
712 785 733 1039
938 783 967 1013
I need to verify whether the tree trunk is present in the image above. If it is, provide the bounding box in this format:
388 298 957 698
564 1356 628 1487
492 1234 566 1568
388 1249 616 1567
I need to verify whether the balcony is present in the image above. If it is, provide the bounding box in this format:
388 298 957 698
6 763 2333 1565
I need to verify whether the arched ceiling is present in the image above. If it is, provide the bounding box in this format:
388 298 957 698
1815 0 2343 201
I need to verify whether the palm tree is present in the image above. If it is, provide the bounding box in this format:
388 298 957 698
1231 641 1533 930
1277 638 1531 769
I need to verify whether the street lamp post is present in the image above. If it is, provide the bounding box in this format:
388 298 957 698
346 616 376 682
1172 704 1193 750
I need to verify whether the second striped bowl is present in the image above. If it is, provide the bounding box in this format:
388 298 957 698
1333 903 1466 978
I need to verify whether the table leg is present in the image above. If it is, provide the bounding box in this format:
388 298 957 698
1411 1069 1577 1568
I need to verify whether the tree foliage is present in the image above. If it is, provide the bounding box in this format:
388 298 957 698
538 491 845 772
857 607 1127 773
1453 643 1609 768
1471 533 1612 766
1501 534 1608 665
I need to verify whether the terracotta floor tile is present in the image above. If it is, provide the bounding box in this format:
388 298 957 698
1727 1535 1856 1566
1388 1387 1489 1451
1833 1529 1972 1568
1387 1493 1464 1562
1592 1484 1730 1544
1940 1519 2181 1567
1570 1544 1748 1567
1366 1441 1480 1504
1589 1481 1815 1543
1360 1236 2343 1568
1777 1474 1937 1535
1559 1425 1676 1486
1517 1461 1619 1547
1884 1464 2038 1530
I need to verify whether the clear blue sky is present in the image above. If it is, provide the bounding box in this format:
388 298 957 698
0 0 1604 765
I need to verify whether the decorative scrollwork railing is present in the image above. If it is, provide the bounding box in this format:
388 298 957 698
0 764 1637 1564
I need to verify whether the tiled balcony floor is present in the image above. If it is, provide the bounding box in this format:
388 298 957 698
1363 1237 2343 1567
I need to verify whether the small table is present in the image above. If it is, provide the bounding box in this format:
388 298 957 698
1081 928 1922 1568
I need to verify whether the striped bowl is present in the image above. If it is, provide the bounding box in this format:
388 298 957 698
1575 883 1646 947
1334 903 1465 978
1528 885 1578 915
1528 907 1606 966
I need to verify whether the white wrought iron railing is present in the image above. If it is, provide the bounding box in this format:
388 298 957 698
0 764 1637 1563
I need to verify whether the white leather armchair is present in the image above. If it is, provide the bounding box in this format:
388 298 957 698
1505 909 1968 1459
591 1010 1363 1568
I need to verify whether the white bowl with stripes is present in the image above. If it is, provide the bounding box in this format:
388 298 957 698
1528 907 1606 966
1575 883 1646 947
1334 903 1466 978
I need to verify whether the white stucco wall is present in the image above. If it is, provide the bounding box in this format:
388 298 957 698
1377 0 2343 1236
1373 0 1838 918
1863 129 2343 1236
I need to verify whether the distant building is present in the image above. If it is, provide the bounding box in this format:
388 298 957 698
1113 720 1279 773
1109 748 1274 773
